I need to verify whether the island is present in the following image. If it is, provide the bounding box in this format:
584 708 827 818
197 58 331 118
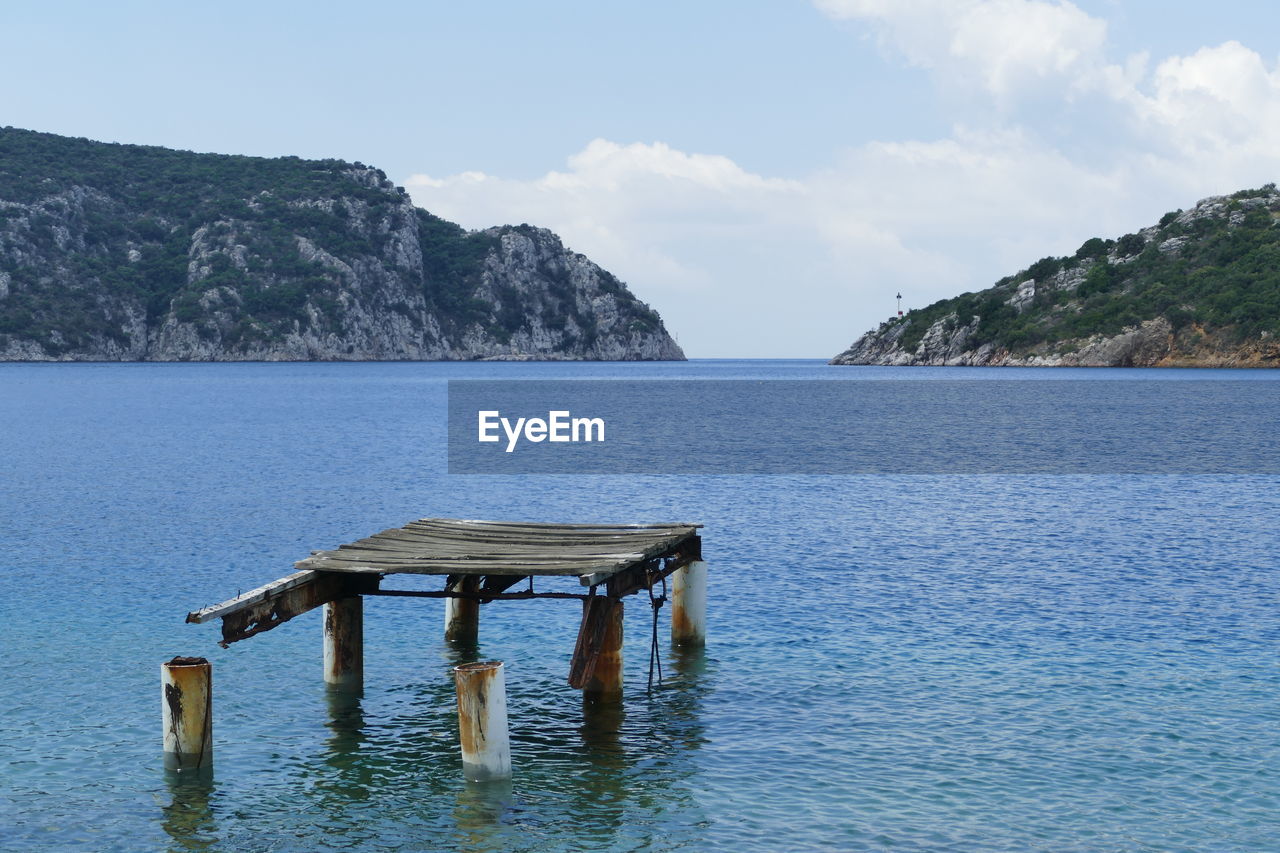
0 128 683 361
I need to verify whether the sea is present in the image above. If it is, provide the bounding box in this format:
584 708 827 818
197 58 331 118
1 360 1277 852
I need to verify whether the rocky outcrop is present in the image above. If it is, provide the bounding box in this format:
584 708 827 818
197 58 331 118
441 226 683 361
0 127 683 361
832 187 1280 367
832 315 1179 367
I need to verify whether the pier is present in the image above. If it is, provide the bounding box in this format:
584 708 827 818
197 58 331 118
176 518 706 776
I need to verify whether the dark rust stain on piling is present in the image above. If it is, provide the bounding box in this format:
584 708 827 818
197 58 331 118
671 603 695 638
455 662 501 756
163 657 212 769
163 657 210 726
164 682 183 723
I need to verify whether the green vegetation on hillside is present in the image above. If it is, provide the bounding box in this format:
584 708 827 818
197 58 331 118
0 127 391 211
0 127 501 352
416 210 498 323
0 127 675 359
886 185 1280 355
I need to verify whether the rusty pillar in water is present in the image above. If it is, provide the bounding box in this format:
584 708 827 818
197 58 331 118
582 599 624 700
161 656 212 771
453 660 511 781
323 596 363 690
444 576 481 644
671 560 707 646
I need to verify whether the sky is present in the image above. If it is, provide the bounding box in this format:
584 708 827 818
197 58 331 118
5 1 1280 357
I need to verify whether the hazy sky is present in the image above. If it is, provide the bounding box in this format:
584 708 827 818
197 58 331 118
5 1 1280 357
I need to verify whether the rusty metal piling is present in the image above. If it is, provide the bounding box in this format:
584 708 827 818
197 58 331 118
323 597 363 689
453 661 512 781
671 560 707 646
161 657 212 771
583 600 624 700
444 576 481 644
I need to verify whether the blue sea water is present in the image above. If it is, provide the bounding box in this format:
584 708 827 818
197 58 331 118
1 360 1277 852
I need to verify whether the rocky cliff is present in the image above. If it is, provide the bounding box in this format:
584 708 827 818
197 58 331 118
0 128 683 361
832 187 1280 367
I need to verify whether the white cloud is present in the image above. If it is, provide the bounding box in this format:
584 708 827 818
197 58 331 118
403 6 1280 357
407 142 827 356
815 0 1280 174
551 139 796 193
816 0 1111 102
406 140 806 302
1139 42 1280 159
406 133 1137 358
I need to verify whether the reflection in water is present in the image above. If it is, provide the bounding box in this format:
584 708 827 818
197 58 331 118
571 696 629 846
450 777 518 852
561 646 714 849
161 768 216 853
324 687 368 776
443 636 482 669
580 696 625 756
258 639 714 851
670 644 708 683
666 646 713 753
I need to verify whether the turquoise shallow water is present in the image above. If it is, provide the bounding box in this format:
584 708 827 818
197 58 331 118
1 360 1278 852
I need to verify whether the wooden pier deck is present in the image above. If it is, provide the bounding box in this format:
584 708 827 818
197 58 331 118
170 518 707 774
294 518 701 585
186 518 704 690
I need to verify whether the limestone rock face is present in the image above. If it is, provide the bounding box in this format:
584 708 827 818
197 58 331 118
439 227 684 361
0 128 683 362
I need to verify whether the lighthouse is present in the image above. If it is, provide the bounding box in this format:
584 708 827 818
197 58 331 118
896 292 903 317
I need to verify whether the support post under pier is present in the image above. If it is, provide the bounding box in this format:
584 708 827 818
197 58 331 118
161 657 212 772
583 599 624 700
444 576 481 644
323 596 364 690
671 560 707 646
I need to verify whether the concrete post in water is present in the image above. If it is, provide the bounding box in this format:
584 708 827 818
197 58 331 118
583 599 624 700
453 661 512 781
671 560 707 646
323 596 363 690
161 656 212 771
445 576 481 644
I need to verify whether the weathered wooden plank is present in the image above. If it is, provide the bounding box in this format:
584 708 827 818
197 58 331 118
403 523 699 542
303 548 640 560
402 521 699 538
187 519 703 648
383 534 689 552
579 535 702 587
189 571 379 646
314 528 697 568
295 556 635 576
299 560 629 575
410 518 701 532
299 526 696 580
568 595 616 689
362 527 689 548
337 537 668 556
186 571 318 624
